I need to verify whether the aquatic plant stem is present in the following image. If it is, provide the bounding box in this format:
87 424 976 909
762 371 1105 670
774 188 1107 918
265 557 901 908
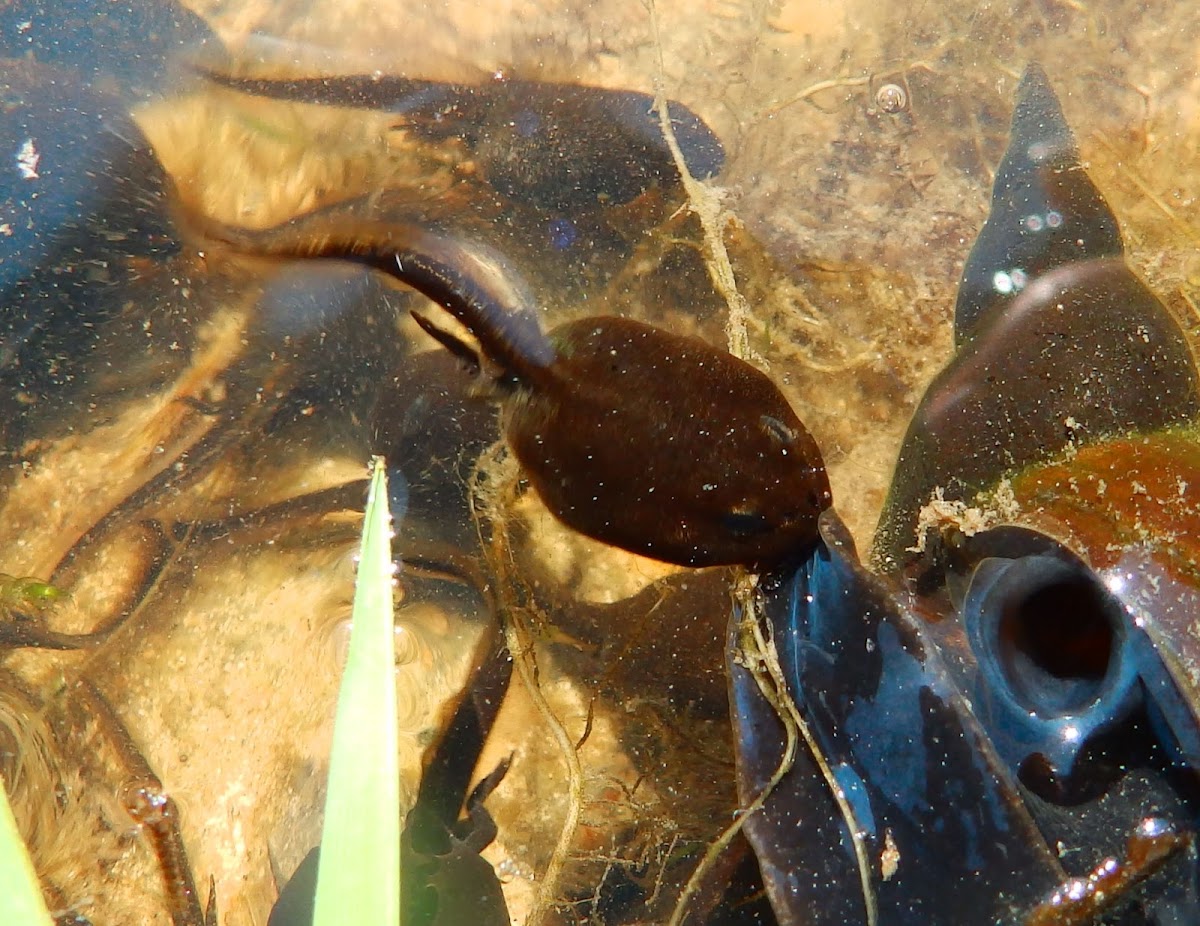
502 607 583 926
645 8 875 920
472 444 582 926
667 574 877 926
744 576 878 926
645 0 753 362
664 573 790 926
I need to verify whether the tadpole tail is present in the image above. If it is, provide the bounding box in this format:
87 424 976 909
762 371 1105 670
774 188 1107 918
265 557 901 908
196 66 464 120
180 203 559 383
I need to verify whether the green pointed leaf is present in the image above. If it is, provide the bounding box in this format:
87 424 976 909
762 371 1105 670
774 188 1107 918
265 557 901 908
314 456 400 926
0 778 53 926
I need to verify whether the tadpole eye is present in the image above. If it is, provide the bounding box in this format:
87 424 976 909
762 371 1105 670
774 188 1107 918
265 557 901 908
760 414 797 447
962 554 1140 796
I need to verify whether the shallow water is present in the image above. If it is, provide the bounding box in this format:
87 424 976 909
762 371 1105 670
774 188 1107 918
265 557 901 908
1 0 1199 923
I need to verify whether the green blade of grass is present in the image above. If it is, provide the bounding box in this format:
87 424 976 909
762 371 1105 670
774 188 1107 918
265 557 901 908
0 778 54 926
313 456 400 926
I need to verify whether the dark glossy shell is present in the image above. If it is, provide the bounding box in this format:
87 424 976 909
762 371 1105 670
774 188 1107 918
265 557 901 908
872 258 1199 573
732 510 1066 924
735 64 1200 926
1005 429 1200 579
873 64 1200 574
952 64 1121 345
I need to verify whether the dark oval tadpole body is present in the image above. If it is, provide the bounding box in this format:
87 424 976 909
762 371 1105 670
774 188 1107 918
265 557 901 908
0 61 179 354
200 70 725 212
0 60 183 448
508 315 830 567
197 212 829 568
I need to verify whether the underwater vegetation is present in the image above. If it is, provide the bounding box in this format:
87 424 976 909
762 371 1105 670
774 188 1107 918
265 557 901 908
0 0 1198 920
191 59 1200 925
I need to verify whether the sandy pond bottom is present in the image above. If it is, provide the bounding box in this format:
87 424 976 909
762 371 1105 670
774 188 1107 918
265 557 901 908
1 0 1199 922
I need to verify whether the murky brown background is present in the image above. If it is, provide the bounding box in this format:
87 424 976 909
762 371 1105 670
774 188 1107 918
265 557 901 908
2 0 1199 923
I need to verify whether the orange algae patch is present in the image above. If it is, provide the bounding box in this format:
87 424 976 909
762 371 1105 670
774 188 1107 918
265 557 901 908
1008 430 1200 582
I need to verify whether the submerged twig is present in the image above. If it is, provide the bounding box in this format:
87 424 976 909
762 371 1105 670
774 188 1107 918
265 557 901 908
643 7 878 920
646 0 754 362
667 573 878 926
747 576 877 926
664 573 786 926
761 74 873 118
77 681 209 926
470 443 583 926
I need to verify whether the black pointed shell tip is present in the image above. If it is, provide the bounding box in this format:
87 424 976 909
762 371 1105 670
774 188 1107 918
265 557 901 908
1010 63 1078 164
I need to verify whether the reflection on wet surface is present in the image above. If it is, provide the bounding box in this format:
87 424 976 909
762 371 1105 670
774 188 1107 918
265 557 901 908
1 1 1199 924
735 63 1200 926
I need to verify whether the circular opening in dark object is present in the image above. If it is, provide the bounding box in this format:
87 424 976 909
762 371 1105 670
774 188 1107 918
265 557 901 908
995 566 1117 717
